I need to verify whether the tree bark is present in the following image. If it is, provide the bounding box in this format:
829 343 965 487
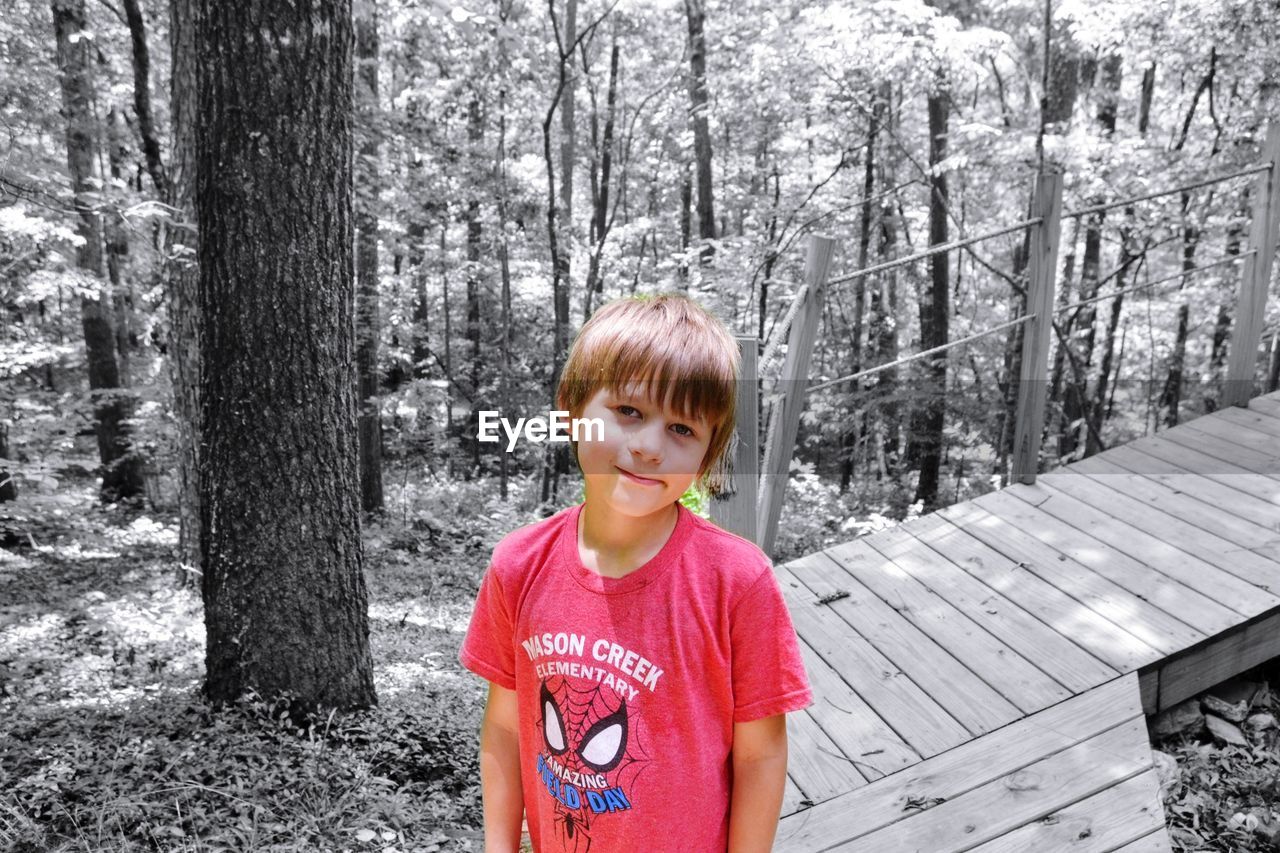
196 0 376 709
121 0 168 196
840 86 882 493
356 5 383 512
0 423 16 502
105 105 134 388
167 0 202 582
908 86 949 511
50 0 145 503
465 96 484 477
683 0 715 261
583 38 618 319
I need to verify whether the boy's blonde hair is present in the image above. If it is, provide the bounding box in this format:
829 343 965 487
556 293 740 497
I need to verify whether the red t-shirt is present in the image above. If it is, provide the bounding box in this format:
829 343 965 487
459 501 813 853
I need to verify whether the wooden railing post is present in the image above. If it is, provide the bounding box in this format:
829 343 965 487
1223 122 1280 408
758 234 836 557
710 335 759 543
1012 171 1063 484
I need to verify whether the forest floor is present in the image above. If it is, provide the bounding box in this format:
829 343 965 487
2 459 1279 852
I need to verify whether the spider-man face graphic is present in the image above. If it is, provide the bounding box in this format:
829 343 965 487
536 676 650 852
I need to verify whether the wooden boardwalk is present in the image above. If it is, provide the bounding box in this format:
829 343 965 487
774 390 1280 852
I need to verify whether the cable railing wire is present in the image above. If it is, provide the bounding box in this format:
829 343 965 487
1061 162 1272 221
825 218 1042 288
803 315 1034 395
1055 250 1257 314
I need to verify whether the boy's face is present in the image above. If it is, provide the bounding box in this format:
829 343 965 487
574 382 713 518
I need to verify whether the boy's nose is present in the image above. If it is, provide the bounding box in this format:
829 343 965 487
626 424 664 463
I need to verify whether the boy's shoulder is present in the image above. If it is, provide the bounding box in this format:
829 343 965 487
488 505 574 574
681 508 775 588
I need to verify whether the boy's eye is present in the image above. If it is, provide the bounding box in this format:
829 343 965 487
671 424 695 438
616 405 640 418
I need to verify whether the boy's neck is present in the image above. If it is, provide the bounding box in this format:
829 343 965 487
577 499 680 579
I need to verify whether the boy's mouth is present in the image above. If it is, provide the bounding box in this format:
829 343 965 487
617 466 663 487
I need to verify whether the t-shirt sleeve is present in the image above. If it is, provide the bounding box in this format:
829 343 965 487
458 563 518 690
729 565 814 723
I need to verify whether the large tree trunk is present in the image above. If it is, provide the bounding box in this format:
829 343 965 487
196 0 376 710
167 0 201 582
356 5 383 512
908 87 949 511
50 0 145 504
683 0 715 261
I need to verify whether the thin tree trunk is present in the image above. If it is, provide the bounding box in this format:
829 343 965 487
106 104 134 388
840 86 882 493
121 0 168 196
683 0 715 261
583 38 618 319
1206 195 1247 410
907 87 949 511
167 0 201 582
51 0 144 503
356 4 383 511
196 0 376 709
0 423 16 502
465 96 484 478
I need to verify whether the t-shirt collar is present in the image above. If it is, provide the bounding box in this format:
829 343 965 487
559 500 693 594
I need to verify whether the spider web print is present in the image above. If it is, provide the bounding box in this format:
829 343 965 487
542 675 652 852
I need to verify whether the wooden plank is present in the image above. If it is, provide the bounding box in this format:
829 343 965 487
778 563 971 758
1001 479 1247 629
710 335 759 544
1157 421 1280 476
1070 454 1280 548
788 551 1022 735
1112 830 1175 853
967 491 1208 651
1178 415 1280 461
774 673 1144 853
828 536 1074 714
832 716 1153 852
1157 607 1280 711
1030 474 1280 600
942 496 1187 659
760 235 836 555
877 520 1117 694
1216 403 1280 439
782 602 923 780
968 769 1166 853
1123 435 1280 504
1048 460 1280 585
1223 123 1280 408
786 705 867 805
791 637 919 781
1013 471 1264 617
1096 444 1280 530
1013 172 1063 484
1248 394 1280 421
1139 670 1159 715
1068 453 1280 567
908 513 1150 673
783 775 807 818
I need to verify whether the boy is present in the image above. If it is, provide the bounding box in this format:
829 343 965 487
460 294 813 852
